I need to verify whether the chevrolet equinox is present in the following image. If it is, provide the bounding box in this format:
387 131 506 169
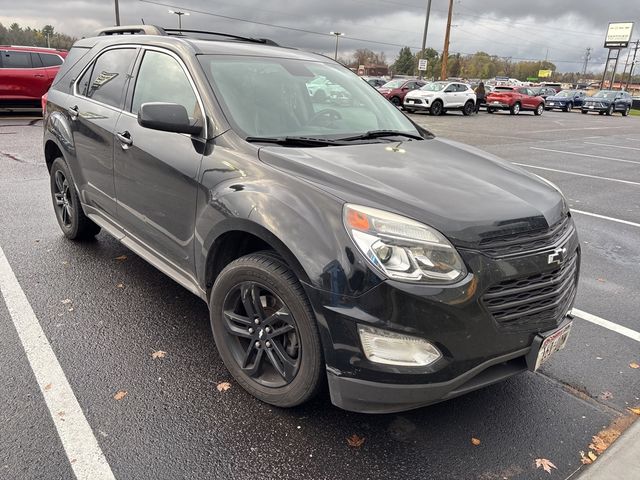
43 26 579 413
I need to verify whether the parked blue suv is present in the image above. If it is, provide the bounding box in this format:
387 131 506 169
545 90 586 112
581 90 632 116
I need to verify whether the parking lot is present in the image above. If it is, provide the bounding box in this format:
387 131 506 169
1 108 639 479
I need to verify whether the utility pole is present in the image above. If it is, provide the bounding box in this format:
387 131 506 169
330 32 344 61
440 0 454 80
417 0 433 79
114 0 120 26
582 47 591 76
169 10 190 31
626 40 639 89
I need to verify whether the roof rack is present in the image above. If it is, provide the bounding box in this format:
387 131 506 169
163 28 279 46
95 25 166 36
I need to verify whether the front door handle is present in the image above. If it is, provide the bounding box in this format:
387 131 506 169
68 105 79 120
116 131 133 149
35 74 45 78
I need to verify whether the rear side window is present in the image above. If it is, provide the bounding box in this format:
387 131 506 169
130 50 201 121
78 48 136 108
40 53 63 67
1 50 32 68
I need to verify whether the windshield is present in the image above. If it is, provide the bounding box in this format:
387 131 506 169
198 55 419 139
555 90 573 97
594 91 617 99
381 79 405 89
421 82 447 92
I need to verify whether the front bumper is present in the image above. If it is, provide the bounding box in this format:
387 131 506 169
546 101 567 109
305 219 580 413
582 104 608 112
404 98 431 109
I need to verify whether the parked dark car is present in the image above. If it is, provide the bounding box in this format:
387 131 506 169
362 76 386 88
530 86 557 99
581 90 632 116
0 46 67 107
377 78 425 106
485 86 546 115
43 25 578 414
545 90 586 112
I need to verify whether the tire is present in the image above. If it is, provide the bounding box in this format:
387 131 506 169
622 106 630 117
487 107 495 114
49 157 101 240
390 96 401 107
606 104 614 116
565 102 573 112
430 100 443 116
599 111 605 115
462 100 474 116
581 110 588 114
510 102 521 115
534 103 544 116
210 253 323 408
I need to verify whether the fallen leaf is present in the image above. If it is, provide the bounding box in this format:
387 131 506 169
597 278 606 283
70 459 76 464
346 434 365 448
588 451 597 462
589 435 607 454
151 350 166 359
600 391 613 400
629 407 640 415
535 458 557 474
44 383 53 391
630 362 639 369
115 255 127 262
579 451 592 465
113 390 127 400
61 299 72 304
471 437 481 446
57 411 65 417
116 283 124 289
216 382 232 392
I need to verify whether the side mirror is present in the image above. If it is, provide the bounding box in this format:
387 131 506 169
402 87 409 91
138 102 202 135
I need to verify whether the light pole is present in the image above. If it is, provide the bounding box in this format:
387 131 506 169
169 10 190 31
114 0 120 26
418 0 432 79
330 32 344 61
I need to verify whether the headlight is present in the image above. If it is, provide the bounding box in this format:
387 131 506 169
343 204 466 283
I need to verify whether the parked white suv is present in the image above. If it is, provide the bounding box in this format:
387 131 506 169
404 81 476 116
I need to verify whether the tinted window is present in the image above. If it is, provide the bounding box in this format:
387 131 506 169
131 50 200 121
456 84 468 92
30 53 43 68
1 50 32 68
81 48 136 108
40 53 63 67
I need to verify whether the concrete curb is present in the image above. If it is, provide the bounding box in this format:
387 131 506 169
577 418 640 479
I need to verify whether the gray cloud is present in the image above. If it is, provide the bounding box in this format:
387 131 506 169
1 0 638 72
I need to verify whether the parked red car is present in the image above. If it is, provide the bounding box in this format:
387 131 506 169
486 86 545 115
0 46 67 107
377 79 425 107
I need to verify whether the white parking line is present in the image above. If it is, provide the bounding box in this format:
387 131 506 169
530 146 640 166
572 308 640 343
584 141 640 152
0 246 115 480
571 209 640 228
513 163 640 186
526 126 630 133
626 138 640 142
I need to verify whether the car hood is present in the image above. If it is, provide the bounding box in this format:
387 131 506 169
258 138 566 246
406 90 437 98
585 97 611 103
547 96 569 101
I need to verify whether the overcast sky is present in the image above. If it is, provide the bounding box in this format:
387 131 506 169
1 0 639 73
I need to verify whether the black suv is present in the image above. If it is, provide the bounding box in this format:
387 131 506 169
43 26 579 413
581 90 633 115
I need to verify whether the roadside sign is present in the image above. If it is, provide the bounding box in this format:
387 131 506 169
538 69 552 78
604 22 634 48
418 59 428 71
527 77 539 81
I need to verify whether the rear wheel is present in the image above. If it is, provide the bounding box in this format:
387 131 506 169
510 102 521 115
210 253 323 408
390 96 401 107
622 106 630 116
565 102 573 112
462 100 474 116
49 157 101 240
430 100 443 116
487 107 495 114
534 103 544 115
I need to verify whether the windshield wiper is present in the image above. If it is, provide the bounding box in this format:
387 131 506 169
336 130 424 142
245 136 340 147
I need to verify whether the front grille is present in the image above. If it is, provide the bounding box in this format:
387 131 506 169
478 216 573 258
482 251 578 333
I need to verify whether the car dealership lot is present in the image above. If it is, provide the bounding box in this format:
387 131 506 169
1 110 639 479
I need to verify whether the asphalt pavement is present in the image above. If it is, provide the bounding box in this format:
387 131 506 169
1 107 638 479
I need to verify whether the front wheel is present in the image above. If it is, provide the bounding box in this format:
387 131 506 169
50 157 101 240
462 100 474 116
622 106 630 116
581 110 588 114
565 102 573 112
534 104 544 116
510 102 521 115
210 253 324 408
430 100 443 116
487 107 495 114
606 104 614 116
390 96 401 107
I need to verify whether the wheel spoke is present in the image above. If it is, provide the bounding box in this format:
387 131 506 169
266 341 297 382
241 343 263 377
55 171 64 192
240 283 264 320
61 205 69 225
269 323 295 338
54 193 64 206
264 306 292 327
222 310 252 338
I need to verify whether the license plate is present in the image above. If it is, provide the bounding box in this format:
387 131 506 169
589 105 594 109
493 101 500 104
548 102 554 105
532 322 572 371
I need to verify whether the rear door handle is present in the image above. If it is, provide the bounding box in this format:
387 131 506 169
35 74 45 78
116 131 133 149
68 105 79 120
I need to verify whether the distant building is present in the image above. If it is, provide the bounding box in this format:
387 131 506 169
353 64 389 77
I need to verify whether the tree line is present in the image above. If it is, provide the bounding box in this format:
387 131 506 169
0 22 76 50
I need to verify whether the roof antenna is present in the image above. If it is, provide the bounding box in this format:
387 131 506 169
141 18 145 24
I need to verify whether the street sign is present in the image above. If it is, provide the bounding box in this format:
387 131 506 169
418 59 428 71
538 69 552 78
604 22 634 48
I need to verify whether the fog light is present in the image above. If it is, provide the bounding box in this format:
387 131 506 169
358 325 441 367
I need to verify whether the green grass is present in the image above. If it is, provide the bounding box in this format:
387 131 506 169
629 108 640 116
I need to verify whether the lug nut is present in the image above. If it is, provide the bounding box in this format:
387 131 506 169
265 341 272 348
248 327 254 334
254 318 260 325
265 327 271 334
254 341 261 348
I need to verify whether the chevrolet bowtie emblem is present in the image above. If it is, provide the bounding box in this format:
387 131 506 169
547 246 568 265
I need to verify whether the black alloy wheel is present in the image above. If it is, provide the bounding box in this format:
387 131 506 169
606 104 614 116
53 169 73 229
390 96 401 106
430 100 443 116
462 101 474 116
210 253 323 407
